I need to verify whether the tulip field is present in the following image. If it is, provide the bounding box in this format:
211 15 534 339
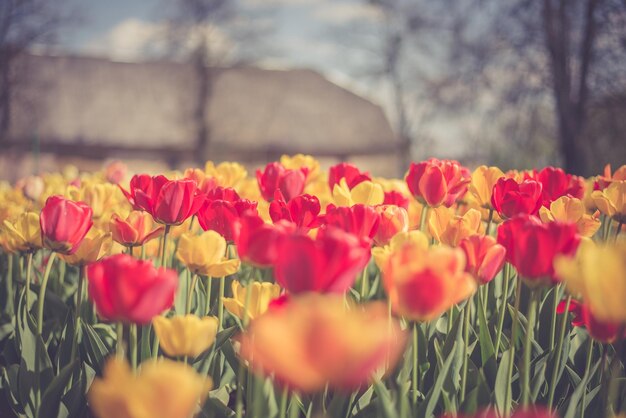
0 156 625 418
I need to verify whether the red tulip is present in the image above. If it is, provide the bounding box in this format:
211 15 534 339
405 158 470 207
256 162 308 202
328 162 371 190
126 175 205 225
236 212 295 267
383 190 410 210
558 299 625 344
529 167 585 207
440 406 557 418
323 204 380 242
491 177 543 219
373 205 409 246
273 226 370 294
196 187 257 242
497 215 580 283
40 195 93 255
269 194 321 230
459 235 506 284
87 254 178 324
119 174 155 210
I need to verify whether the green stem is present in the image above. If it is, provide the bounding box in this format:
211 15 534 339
360 265 369 300
289 393 300 418
412 322 419 405
504 277 522 415
218 275 225 331
70 265 85 362
35 252 57 412
129 324 137 370
419 205 429 232
549 286 559 351
485 208 494 236
548 295 571 409
186 272 199 315
495 263 512 358
607 326 625 414
24 252 33 311
235 283 254 418
279 386 289 418
6 253 14 314
460 300 471 403
205 276 213 316
116 322 125 359
580 337 594 418
614 221 623 242
160 225 171 268
522 288 539 407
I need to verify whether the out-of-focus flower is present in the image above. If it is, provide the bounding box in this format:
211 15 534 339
280 154 320 182
88 357 211 418
372 230 429 270
555 241 626 323
328 162 371 190
273 226 370 293
332 178 384 206
539 196 600 238
373 205 408 246
18 175 45 201
256 162 308 202
40 195 93 254
557 299 625 344
236 212 295 267
61 228 112 266
176 231 240 277
529 166 585 207
428 207 483 246
122 175 204 225
2 212 42 252
104 160 127 184
238 293 407 392
269 194 321 230
381 240 476 321
196 187 257 242
152 315 218 357
469 165 504 209
87 254 178 324
323 203 380 242
205 161 247 189
69 182 125 221
591 181 626 222
491 177 543 219
304 174 333 208
223 281 281 321
459 235 506 285
594 164 626 191
497 215 579 284
405 158 470 208
383 190 410 210
110 211 163 247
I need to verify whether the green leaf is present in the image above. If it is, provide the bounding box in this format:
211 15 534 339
494 348 512 414
39 360 79 418
477 297 497 388
564 359 600 418
417 342 460 418
372 379 398 418
81 322 112 374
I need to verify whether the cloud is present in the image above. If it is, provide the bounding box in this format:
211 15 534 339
312 2 383 25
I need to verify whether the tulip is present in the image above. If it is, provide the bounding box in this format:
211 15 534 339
205 161 248 189
555 241 626 323
428 207 483 246
61 228 112 266
591 180 626 223
256 162 308 202
468 165 505 210
40 195 93 255
68 182 124 221
405 158 471 208
280 154 320 182
273 226 370 294
373 205 409 246
110 210 164 247
88 357 211 418
176 231 240 277
87 254 178 324
103 160 127 184
497 215 579 284
124 175 205 225
459 235 506 284
383 190 410 210
381 240 476 321
196 187 257 241
323 203 380 241
269 193 321 230
557 299 624 344
594 163 626 191
332 179 384 206
19 175 45 201
223 280 281 321
120 174 155 210
491 178 543 219
152 315 219 357
538 196 600 238
529 166 585 207
328 162 371 190
236 212 295 267
371 230 429 270
238 293 407 392
2 212 42 252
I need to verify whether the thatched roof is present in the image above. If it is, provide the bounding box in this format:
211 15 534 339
7 54 397 161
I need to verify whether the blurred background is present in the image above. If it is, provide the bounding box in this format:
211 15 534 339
0 0 624 181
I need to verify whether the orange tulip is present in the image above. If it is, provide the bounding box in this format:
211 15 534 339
428 207 483 246
382 241 476 321
373 205 409 246
458 235 506 285
110 211 164 247
238 293 407 392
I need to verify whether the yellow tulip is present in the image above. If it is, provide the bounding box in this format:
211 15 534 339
539 196 600 238
428 207 483 246
61 228 112 266
205 161 247 188
68 182 127 221
469 165 505 209
88 357 211 418
332 179 384 206
304 175 333 210
152 315 218 357
372 230 429 270
592 181 626 223
223 281 281 321
2 212 42 252
176 231 240 277
555 241 626 324
280 154 320 182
